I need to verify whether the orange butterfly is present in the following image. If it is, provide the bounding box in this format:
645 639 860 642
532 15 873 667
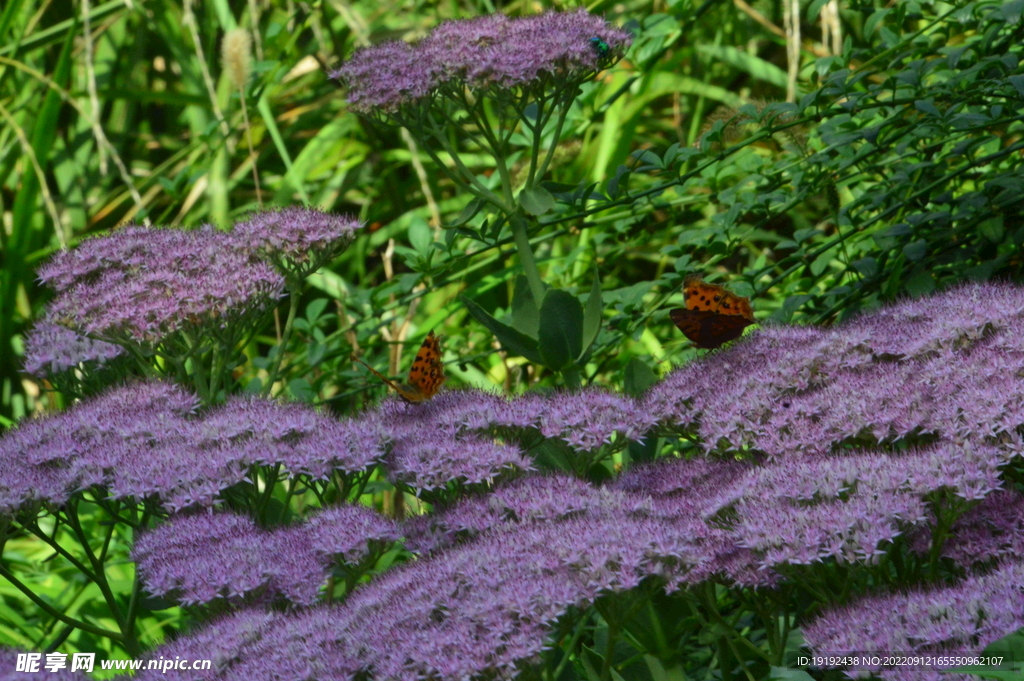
353 330 446 403
669 275 756 350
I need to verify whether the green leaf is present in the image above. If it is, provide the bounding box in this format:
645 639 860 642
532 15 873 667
979 216 1005 243
852 257 879 278
810 249 834 276
902 239 928 261
624 358 658 398
806 0 831 23
519 185 555 216
772 294 812 323
1008 75 1024 98
581 272 603 357
305 298 329 323
461 295 544 364
864 8 891 35
448 198 485 227
904 269 936 297
537 290 584 371
1002 0 1024 24
914 99 941 117
307 341 326 367
408 217 432 255
511 274 541 339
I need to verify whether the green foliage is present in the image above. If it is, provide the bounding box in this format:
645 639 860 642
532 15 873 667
3 0 1024 676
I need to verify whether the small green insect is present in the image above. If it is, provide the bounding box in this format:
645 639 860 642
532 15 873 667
589 36 611 60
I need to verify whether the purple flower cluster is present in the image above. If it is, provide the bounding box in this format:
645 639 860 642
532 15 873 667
369 388 658 493
0 382 384 514
908 489 1024 569
334 11 631 114
37 225 284 346
134 507 398 606
134 512 326 606
537 389 656 451
803 560 1024 679
18 281 1024 680
232 207 361 279
371 392 534 494
137 473 704 680
645 282 1024 457
22 317 124 378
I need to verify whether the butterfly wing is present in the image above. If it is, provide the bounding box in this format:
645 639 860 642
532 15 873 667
683 275 754 320
670 308 755 349
405 330 445 401
354 331 445 403
670 308 714 346
699 314 755 349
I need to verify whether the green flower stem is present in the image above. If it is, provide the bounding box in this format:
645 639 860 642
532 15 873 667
465 95 516 208
263 287 301 397
63 504 141 653
423 114 508 209
510 213 546 305
208 343 227 403
413 121 506 210
257 463 282 523
0 563 123 642
561 364 582 392
522 94 549 190
64 506 123 622
121 571 143 657
532 92 573 184
547 611 591 681
600 616 618 681
178 331 210 403
25 519 98 582
701 583 769 674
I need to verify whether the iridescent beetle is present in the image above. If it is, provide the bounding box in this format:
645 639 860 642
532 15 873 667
589 36 611 60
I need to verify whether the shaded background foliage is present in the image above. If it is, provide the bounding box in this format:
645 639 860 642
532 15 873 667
1 0 1024 672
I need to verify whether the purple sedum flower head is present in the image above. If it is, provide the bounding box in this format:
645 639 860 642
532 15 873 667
909 490 1024 569
803 559 1024 677
305 504 401 565
539 389 655 451
134 610 282 681
390 432 531 493
0 381 199 514
232 207 361 279
646 282 1024 460
406 473 647 553
0 382 382 515
373 388 516 439
22 317 124 379
200 395 386 478
37 225 284 346
135 505 399 608
133 511 325 606
334 516 698 679
334 10 631 115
